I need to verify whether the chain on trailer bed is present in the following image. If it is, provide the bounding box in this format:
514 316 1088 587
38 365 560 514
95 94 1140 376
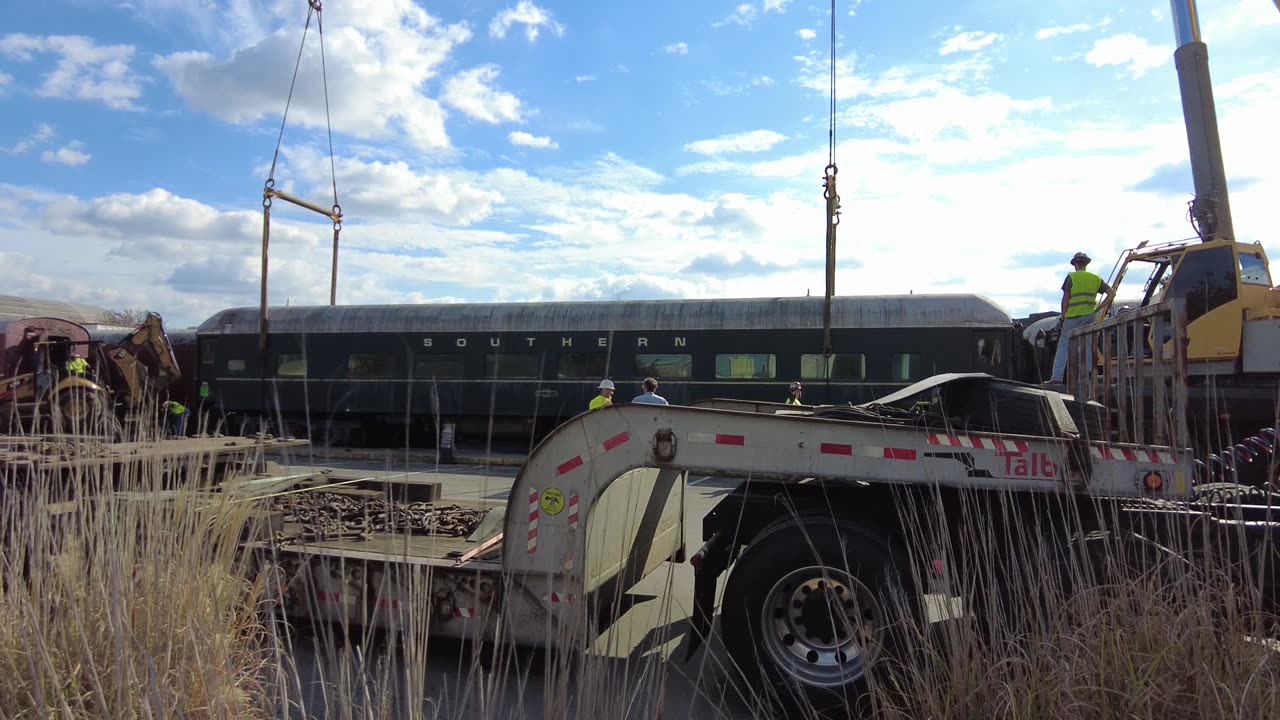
257 396 1200 646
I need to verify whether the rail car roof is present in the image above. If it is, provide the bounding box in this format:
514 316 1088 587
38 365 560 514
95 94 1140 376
0 294 111 325
198 295 1013 336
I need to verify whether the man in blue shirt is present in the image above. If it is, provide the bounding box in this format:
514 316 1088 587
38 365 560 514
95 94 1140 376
631 377 668 405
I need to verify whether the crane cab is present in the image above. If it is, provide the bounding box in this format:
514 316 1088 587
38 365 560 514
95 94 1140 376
1102 237 1279 375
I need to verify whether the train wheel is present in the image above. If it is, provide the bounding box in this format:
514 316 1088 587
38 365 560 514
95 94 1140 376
721 516 916 718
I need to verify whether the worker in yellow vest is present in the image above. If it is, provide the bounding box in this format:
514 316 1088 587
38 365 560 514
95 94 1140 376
166 400 187 437
589 379 615 410
65 349 89 377
1050 252 1115 384
785 381 803 405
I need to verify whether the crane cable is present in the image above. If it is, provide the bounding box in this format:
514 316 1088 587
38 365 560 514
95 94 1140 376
821 0 842 364
265 1 339 209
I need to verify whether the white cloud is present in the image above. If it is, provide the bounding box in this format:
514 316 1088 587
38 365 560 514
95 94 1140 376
509 131 558 149
663 42 688 55
1035 23 1092 40
3 123 55 154
0 34 144 110
763 0 792 12
574 74 596 83
684 129 787 155
489 1 565 42
1085 33 1170 79
442 65 523 124
939 30 1002 56
0 70 11 93
713 4 758 28
796 28 817 41
155 0 470 151
1203 0 1280 38
753 75 775 87
282 147 503 225
41 141 90 166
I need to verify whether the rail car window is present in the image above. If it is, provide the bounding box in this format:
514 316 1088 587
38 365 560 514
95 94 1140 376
801 353 866 380
891 353 922 381
485 354 540 379
1166 245 1237 324
716 354 776 379
558 354 608 379
227 359 245 373
348 354 395 379
976 338 1003 368
1239 251 1271 286
276 354 306 377
413 354 465 379
200 342 215 365
635 354 692 379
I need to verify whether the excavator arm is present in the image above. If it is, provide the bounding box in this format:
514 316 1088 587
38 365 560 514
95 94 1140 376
105 312 181 410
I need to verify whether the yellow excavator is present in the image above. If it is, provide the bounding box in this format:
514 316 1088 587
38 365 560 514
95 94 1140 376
1085 1 1279 480
0 312 182 438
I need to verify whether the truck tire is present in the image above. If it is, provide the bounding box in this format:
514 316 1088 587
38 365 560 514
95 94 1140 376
720 516 915 719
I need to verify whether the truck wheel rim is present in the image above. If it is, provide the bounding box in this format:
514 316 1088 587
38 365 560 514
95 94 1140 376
761 565 882 688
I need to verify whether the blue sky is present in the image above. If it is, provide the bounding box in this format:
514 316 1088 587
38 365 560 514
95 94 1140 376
1 0 1277 327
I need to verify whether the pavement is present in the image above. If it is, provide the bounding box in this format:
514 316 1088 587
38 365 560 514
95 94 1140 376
270 457 761 719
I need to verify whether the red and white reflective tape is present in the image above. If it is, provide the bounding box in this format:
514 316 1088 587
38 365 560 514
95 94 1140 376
556 455 584 476
543 592 576 604
453 607 478 618
603 431 630 452
314 590 342 604
1092 445 1174 464
527 488 539 554
819 443 917 461
376 598 400 610
567 493 579 529
927 433 1029 453
563 549 575 570
687 432 747 446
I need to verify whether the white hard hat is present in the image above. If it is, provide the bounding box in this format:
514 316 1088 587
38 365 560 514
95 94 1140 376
598 379 615 390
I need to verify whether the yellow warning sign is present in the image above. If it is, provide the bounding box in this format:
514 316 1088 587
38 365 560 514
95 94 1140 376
540 488 566 516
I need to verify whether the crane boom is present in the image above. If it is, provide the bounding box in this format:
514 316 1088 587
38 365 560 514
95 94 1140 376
1168 0 1234 242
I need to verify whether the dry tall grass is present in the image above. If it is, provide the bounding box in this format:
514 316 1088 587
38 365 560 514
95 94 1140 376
0 405 271 719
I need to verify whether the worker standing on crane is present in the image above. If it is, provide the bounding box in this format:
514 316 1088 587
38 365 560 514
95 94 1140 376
589 379 615 410
65 348 89 378
1050 252 1115 384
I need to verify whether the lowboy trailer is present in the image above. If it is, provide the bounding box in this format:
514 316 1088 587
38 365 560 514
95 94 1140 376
257 374 1280 716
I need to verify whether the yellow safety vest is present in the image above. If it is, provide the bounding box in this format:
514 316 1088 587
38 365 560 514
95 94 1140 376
65 357 89 375
1064 270 1103 318
785 397 801 405
588 395 611 411
167 401 186 415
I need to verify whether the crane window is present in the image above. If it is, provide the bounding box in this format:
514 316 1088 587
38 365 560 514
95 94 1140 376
348 354 395 379
558 354 608 379
485 354 540 379
276 354 306 377
413 354 465 379
1166 246 1237 324
1239 251 1271 286
636 354 692 379
716 354 777 379
891 353 923 382
801 353 866 380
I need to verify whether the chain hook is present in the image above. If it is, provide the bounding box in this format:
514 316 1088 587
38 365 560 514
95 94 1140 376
308 0 322 11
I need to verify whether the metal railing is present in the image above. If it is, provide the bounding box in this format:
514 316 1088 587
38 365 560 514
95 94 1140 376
1067 298 1190 448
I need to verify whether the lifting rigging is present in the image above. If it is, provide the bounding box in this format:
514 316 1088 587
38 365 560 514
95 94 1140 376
258 0 344 352
821 0 841 363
